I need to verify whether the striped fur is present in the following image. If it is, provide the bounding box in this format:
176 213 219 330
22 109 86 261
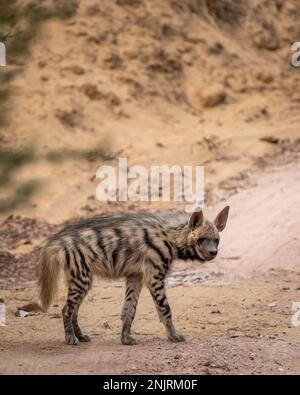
38 206 229 345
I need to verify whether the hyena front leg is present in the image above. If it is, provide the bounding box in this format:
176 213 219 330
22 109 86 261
147 278 185 342
121 274 143 345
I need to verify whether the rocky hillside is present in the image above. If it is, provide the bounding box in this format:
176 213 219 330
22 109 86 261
0 0 300 222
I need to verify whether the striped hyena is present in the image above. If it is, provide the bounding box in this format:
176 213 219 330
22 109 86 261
38 206 229 345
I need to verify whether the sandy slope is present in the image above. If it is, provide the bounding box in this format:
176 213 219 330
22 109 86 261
1 0 300 375
1 0 300 223
208 158 300 274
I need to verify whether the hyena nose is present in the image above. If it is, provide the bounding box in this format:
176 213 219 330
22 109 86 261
209 249 217 257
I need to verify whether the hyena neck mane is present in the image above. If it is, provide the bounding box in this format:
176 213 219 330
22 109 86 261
174 227 205 262
160 211 205 262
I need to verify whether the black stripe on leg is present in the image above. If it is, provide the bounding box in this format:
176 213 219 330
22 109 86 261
72 250 81 274
163 240 173 259
77 246 90 275
111 248 118 267
64 246 71 269
114 227 123 239
111 227 123 268
154 285 164 294
79 237 99 262
126 288 134 298
117 247 133 275
157 294 166 307
70 280 86 293
148 258 164 275
162 305 171 316
96 232 108 262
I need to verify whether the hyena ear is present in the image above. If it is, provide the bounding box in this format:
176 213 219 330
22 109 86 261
214 206 230 232
188 208 204 230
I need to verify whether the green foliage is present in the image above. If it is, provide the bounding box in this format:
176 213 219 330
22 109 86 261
0 146 38 213
0 0 79 57
22 2 52 23
0 181 39 213
0 141 111 213
53 0 79 20
0 0 79 213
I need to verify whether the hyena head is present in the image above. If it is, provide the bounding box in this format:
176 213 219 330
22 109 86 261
186 206 230 261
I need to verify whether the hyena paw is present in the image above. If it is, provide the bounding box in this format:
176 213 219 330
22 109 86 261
168 333 185 343
121 335 137 346
66 335 79 345
77 333 91 342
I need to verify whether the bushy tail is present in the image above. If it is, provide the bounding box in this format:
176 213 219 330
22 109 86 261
38 243 62 312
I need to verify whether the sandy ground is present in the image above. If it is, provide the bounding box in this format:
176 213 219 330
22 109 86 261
1 159 300 375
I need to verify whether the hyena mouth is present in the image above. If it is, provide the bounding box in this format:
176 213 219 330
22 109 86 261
177 247 205 262
205 255 216 261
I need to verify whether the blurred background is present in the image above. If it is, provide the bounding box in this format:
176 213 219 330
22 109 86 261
1 0 300 223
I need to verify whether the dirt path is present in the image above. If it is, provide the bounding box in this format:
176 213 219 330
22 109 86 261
216 159 300 274
1 160 300 374
1 272 300 374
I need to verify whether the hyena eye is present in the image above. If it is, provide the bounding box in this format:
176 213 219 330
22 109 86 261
198 238 206 245
214 238 220 245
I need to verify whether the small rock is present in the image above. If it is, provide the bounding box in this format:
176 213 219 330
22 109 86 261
102 321 111 330
81 84 103 100
104 53 123 69
85 4 100 16
86 295 96 302
200 85 226 108
116 0 143 7
67 65 85 75
210 271 224 277
260 136 280 145
56 109 80 128
16 310 29 318
50 313 61 319
255 71 273 83
207 42 224 55
37 60 47 68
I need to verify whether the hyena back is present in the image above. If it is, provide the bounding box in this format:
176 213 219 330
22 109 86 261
38 207 229 345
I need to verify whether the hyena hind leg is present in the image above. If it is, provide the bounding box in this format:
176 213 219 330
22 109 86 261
62 281 91 345
72 303 91 342
121 275 143 345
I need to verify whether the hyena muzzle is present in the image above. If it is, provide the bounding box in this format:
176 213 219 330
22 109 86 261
38 206 229 345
